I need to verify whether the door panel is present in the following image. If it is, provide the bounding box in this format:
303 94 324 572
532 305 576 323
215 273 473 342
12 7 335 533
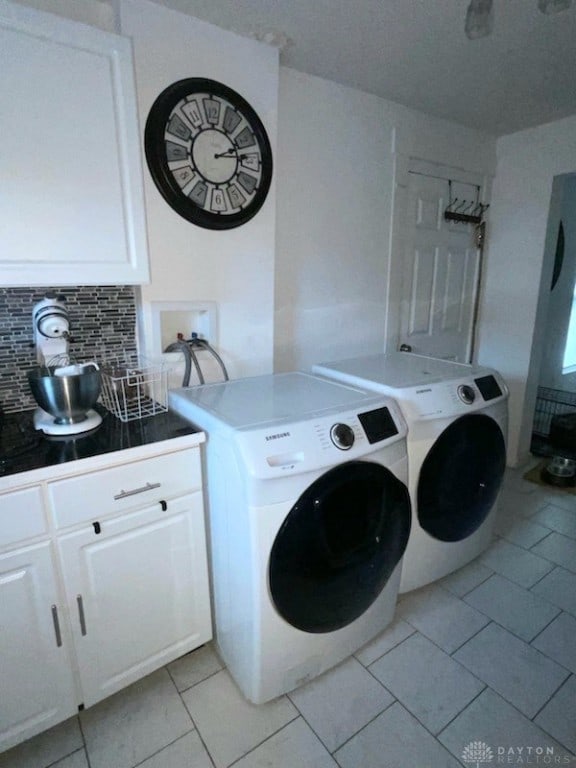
408 248 437 336
400 174 480 362
0 542 77 752
58 494 211 707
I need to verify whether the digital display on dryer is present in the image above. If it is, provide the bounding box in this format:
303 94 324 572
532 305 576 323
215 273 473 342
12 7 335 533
474 375 503 401
358 407 399 444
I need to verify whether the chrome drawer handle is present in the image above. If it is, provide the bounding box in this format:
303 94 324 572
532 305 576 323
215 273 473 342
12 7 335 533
113 482 161 501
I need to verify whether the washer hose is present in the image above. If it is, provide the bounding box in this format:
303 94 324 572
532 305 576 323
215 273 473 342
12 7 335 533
164 335 229 386
189 335 229 382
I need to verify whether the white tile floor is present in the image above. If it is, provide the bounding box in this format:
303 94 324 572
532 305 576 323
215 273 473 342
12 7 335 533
2 464 576 768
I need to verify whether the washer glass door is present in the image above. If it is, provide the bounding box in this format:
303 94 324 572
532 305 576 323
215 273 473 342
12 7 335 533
417 413 506 542
269 460 411 634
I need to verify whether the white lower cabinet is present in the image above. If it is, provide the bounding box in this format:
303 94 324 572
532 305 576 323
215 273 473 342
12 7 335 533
58 493 211 707
0 444 211 754
0 542 77 749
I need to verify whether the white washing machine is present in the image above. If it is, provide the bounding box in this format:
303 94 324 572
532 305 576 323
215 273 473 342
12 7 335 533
313 353 508 593
169 372 411 703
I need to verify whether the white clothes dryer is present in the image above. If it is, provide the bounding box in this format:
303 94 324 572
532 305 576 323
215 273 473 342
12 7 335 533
169 372 411 703
313 354 508 593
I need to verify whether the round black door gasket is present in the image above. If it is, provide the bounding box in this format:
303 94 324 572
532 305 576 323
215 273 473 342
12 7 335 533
268 460 411 634
417 413 506 543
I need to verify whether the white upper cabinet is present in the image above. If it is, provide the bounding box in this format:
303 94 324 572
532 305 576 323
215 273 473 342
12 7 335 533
0 0 150 285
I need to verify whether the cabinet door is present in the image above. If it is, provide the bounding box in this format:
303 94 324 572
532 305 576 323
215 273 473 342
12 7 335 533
0 542 77 753
0 0 149 286
58 494 212 708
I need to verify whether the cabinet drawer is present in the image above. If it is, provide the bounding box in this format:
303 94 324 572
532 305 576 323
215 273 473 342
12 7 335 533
0 486 47 549
48 449 201 529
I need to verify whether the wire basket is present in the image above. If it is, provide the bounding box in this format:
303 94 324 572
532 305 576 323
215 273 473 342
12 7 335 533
99 357 168 422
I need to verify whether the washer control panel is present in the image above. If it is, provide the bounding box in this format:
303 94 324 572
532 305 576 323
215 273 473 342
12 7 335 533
330 422 356 450
457 384 476 405
232 400 407 478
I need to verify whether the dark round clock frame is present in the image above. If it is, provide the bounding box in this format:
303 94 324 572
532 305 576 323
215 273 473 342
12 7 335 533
144 78 273 230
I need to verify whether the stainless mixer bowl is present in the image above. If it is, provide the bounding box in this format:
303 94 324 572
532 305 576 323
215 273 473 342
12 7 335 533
28 367 102 425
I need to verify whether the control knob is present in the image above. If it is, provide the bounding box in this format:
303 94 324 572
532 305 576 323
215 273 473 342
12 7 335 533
330 423 355 450
457 384 476 404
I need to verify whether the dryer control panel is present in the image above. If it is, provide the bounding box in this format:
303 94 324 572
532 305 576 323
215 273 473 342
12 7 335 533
234 402 406 478
393 370 509 422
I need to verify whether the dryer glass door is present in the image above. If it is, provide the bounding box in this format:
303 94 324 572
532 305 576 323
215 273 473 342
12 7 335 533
269 461 411 634
417 413 506 542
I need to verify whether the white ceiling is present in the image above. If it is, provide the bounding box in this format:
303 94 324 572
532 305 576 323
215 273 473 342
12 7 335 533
149 0 576 136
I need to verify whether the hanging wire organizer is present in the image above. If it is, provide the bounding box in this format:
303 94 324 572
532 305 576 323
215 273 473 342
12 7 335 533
444 180 490 225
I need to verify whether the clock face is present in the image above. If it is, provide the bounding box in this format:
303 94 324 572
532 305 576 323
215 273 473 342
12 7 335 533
144 79 273 230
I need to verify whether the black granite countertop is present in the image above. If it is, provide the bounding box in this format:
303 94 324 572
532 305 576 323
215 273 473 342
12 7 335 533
0 406 202 479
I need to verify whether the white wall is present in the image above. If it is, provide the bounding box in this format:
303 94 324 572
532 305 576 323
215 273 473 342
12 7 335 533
120 0 278 380
274 70 395 372
477 114 576 465
275 67 496 373
12 0 114 30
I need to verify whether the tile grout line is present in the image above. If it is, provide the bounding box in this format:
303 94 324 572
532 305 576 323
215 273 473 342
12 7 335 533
443 567 495 598
396 608 492 659
43 745 88 768
130 730 211 768
435 684 487 738
173 679 218 768
285 664 396 758
323 698 397 757
459 586 564 646
282 701 334 756
361 640 491 752
529 671 573 725
223 711 301 768
528 608 564 646
446 617 493 657
76 715 92 768
166 661 225 697
528 536 576 574
355 626 417 669
527 529 555 553
529 564 562 592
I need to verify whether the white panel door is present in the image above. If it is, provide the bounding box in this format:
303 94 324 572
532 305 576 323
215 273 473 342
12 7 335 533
399 173 480 362
57 494 211 708
0 542 77 753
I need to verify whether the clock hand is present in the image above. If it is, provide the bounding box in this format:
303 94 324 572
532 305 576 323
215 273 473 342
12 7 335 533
214 149 238 159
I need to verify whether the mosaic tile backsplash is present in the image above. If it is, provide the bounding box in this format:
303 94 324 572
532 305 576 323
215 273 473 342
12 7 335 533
0 286 138 413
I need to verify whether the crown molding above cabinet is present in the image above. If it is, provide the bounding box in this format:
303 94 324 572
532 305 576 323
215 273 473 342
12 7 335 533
0 0 150 286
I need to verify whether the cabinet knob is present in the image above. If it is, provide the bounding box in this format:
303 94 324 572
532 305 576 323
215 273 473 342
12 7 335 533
160 500 167 511
93 521 101 534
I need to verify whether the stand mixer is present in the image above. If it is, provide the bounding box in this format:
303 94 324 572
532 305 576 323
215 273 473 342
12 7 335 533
29 295 102 435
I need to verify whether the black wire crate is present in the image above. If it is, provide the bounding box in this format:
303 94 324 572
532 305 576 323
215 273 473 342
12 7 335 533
532 386 576 438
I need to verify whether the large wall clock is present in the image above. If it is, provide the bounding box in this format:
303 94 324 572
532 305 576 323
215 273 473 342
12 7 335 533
144 78 273 230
